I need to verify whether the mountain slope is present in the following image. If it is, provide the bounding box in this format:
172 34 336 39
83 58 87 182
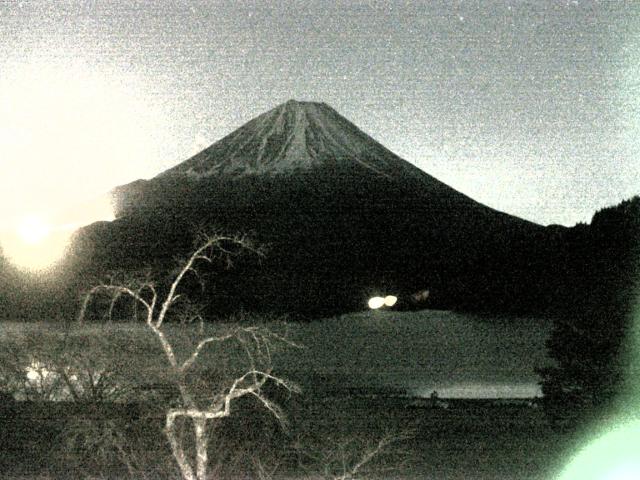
75 100 552 317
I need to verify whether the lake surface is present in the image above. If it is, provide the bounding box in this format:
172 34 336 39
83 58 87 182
277 309 553 398
0 310 553 400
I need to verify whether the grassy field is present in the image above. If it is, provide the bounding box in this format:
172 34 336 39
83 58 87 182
287 396 572 480
0 395 575 479
0 312 571 479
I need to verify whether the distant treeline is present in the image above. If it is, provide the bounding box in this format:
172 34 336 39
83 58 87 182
458 195 639 317
537 196 639 426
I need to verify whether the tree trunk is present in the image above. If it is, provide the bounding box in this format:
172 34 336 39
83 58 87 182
194 417 209 480
165 414 197 480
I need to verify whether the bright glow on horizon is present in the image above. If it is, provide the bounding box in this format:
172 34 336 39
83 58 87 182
0 52 167 269
2 224 73 272
0 195 115 271
17 215 51 245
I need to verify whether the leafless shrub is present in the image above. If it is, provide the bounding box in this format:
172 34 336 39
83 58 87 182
0 327 140 403
294 430 414 480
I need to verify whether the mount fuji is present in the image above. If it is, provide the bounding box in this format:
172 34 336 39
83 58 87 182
73 100 553 316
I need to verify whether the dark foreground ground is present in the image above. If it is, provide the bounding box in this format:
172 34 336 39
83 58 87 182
0 395 574 480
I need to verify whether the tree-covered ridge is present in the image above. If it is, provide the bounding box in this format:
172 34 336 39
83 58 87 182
539 195 640 427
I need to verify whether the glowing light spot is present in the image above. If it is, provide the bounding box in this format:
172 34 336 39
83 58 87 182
2 217 72 271
368 297 386 309
559 420 640 480
384 295 398 307
0 194 115 271
25 361 51 382
0 53 169 253
17 215 51 245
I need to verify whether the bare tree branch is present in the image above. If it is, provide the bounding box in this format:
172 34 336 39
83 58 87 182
180 333 235 372
295 430 413 480
156 235 240 328
77 234 290 480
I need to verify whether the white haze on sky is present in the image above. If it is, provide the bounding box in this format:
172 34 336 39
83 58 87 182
0 53 171 269
0 1 638 269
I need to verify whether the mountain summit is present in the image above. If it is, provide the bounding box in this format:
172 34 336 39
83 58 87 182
80 101 550 316
160 99 428 180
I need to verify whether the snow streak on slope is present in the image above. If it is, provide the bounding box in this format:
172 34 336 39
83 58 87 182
160 99 428 180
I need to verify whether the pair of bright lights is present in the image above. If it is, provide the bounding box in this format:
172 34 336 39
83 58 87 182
368 295 398 309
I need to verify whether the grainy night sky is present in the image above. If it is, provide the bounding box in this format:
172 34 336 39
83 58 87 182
0 0 638 228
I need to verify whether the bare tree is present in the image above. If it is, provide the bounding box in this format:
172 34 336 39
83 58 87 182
78 235 299 480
